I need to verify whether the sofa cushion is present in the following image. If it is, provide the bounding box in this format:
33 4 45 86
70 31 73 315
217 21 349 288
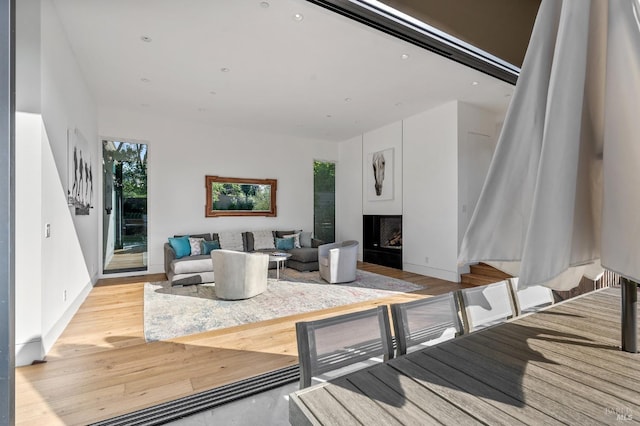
288 259 319 272
218 231 245 251
168 236 191 259
201 240 221 255
189 237 204 255
282 232 301 248
175 233 212 241
275 237 294 250
300 231 312 248
288 247 318 263
171 254 214 274
242 232 254 252
274 230 297 238
253 230 276 250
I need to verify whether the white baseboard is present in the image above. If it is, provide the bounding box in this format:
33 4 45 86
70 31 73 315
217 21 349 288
403 262 460 282
15 339 44 367
42 279 94 355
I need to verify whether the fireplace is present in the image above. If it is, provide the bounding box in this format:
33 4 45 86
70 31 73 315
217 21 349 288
363 215 402 269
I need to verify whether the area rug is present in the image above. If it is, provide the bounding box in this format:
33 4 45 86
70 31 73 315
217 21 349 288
143 270 422 342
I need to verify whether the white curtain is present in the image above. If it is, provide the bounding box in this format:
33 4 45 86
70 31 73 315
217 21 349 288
458 0 640 290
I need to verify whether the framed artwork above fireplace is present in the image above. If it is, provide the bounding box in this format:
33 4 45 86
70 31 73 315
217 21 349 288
366 148 394 201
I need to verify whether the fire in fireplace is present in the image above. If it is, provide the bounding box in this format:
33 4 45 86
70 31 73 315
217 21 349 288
380 217 402 249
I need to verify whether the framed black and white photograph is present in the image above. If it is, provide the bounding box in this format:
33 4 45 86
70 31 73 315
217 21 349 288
366 147 394 201
67 128 94 215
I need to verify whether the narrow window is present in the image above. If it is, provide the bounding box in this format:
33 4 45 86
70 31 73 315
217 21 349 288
313 160 335 243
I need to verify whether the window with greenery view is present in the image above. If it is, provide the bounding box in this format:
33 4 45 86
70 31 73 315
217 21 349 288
102 141 148 273
314 161 335 243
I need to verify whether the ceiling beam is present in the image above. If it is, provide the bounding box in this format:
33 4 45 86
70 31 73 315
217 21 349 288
305 0 520 85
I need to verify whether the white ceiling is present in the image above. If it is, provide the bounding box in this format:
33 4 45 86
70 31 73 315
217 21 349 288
52 0 515 142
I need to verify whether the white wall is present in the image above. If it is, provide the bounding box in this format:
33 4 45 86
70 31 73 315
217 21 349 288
16 0 40 114
14 0 99 364
336 135 363 259
336 102 501 282
99 108 339 275
457 102 499 252
362 122 403 215
39 0 99 353
15 113 44 365
403 102 460 281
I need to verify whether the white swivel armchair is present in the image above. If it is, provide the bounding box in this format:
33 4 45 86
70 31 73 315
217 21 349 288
211 249 269 300
318 240 359 284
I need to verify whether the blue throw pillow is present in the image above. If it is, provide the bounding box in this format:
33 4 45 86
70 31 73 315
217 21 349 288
168 236 191 259
275 237 294 250
201 240 221 255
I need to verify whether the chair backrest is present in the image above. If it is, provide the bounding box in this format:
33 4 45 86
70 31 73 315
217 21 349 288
318 240 359 257
295 306 394 389
509 277 555 315
458 280 515 333
391 292 461 356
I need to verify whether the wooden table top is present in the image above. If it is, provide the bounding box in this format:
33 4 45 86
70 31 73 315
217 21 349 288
290 287 640 425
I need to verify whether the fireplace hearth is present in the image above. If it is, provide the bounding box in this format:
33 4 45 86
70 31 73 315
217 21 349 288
363 215 402 269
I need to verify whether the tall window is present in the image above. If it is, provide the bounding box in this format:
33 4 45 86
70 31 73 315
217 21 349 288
102 141 148 274
313 160 335 243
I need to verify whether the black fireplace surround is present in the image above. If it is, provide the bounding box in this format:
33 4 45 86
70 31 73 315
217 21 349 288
363 215 402 269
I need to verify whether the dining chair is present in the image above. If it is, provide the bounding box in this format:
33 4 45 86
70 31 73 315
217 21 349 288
390 292 462 355
295 306 394 389
458 280 516 333
508 277 555 315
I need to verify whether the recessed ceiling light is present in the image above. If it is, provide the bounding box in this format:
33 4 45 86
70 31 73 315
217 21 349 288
140 36 152 43
472 81 479 86
344 97 352 102
140 103 150 107
401 54 410 60
505 93 512 98
198 107 207 112
293 13 304 21
140 77 150 83
260 1 270 8
221 67 230 73
394 102 403 107
326 114 332 118
209 91 217 95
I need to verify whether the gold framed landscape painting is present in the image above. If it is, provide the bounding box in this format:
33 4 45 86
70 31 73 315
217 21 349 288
205 175 277 217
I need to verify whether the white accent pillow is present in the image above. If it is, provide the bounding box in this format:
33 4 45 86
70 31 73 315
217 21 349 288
283 233 301 249
253 230 276 250
189 237 204 256
218 231 244 251
300 231 312 248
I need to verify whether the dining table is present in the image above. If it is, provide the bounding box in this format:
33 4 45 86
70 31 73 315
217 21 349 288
289 287 640 425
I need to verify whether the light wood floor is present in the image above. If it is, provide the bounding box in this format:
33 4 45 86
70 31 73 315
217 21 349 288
15 263 467 425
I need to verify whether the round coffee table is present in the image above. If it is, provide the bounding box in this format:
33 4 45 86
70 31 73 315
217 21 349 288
269 252 292 281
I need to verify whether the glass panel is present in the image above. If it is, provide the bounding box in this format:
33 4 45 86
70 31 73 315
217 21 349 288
313 161 335 243
102 141 148 274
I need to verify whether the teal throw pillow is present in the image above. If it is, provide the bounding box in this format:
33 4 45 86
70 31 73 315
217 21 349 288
275 237 294 250
201 240 221 255
168 236 191 259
